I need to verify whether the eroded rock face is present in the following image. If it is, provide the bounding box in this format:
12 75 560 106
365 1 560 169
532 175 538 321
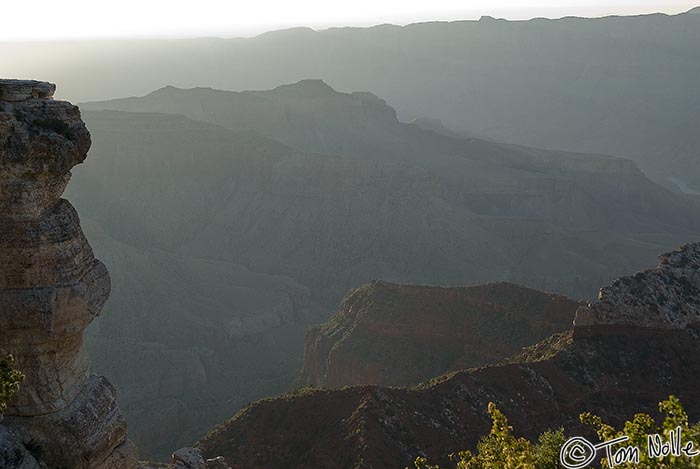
0 80 56 102
0 79 137 468
575 243 700 328
0 425 41 469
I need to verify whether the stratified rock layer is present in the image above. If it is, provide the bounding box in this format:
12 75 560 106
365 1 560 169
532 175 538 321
0 79 137 468
301 281 580 387
199 243 700 469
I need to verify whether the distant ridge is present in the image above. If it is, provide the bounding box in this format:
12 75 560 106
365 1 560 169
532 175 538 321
11 8 698 188
271 78 336 96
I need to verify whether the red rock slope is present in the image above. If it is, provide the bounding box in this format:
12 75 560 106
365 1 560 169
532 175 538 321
199 243 700 469
301 281 580 387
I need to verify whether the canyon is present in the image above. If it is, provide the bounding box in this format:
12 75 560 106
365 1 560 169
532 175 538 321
1 76 699 469
199 243 700 468
1 8 699 467
68 79 700 457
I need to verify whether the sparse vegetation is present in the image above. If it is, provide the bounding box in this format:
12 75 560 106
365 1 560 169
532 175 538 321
581 395 700 468
408 396 700 469
503 330 573 364
408 401 564 469
0 354 24 414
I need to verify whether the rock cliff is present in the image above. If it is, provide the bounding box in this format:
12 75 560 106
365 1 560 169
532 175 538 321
575 243 700 329
0 79 137 468
301 281 580 387
199 243 700 469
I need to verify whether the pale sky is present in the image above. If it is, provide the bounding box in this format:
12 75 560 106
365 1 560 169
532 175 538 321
1 0 698 41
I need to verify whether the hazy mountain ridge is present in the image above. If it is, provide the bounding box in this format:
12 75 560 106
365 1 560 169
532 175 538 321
74 86 700 302
5 7 700 186
68 81 700 458
81 81 700 234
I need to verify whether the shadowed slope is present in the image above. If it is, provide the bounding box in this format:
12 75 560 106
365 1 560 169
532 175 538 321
301 281 581 387
199 244 700 469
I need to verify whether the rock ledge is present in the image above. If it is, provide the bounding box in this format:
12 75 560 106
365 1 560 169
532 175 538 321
0 79 56 101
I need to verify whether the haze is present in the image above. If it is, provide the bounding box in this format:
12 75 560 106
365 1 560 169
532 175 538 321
3 0 700 466
2 0 698 40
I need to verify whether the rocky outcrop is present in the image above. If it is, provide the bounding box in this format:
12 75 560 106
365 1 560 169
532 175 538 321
301 281 580 387
171 447 231 469
0 425 41 469
0 80 55 102
575 243 700 328
199 243 700 469
0 79 137 468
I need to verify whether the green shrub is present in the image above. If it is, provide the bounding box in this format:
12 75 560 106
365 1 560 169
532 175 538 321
0 355 24 414
409 396 700 469
581 395 700 468
409 402 549 469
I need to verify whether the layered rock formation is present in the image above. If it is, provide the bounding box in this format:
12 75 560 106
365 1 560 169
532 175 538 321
575 243 700 328
0 79 137 468
199 243 700 469
301 281 580 387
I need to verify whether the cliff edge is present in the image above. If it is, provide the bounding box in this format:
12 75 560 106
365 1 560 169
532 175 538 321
0 79 137 468
575 243 700 329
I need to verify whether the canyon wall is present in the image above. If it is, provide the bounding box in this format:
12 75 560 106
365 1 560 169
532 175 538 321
199 243 700 468
0 79 137 468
